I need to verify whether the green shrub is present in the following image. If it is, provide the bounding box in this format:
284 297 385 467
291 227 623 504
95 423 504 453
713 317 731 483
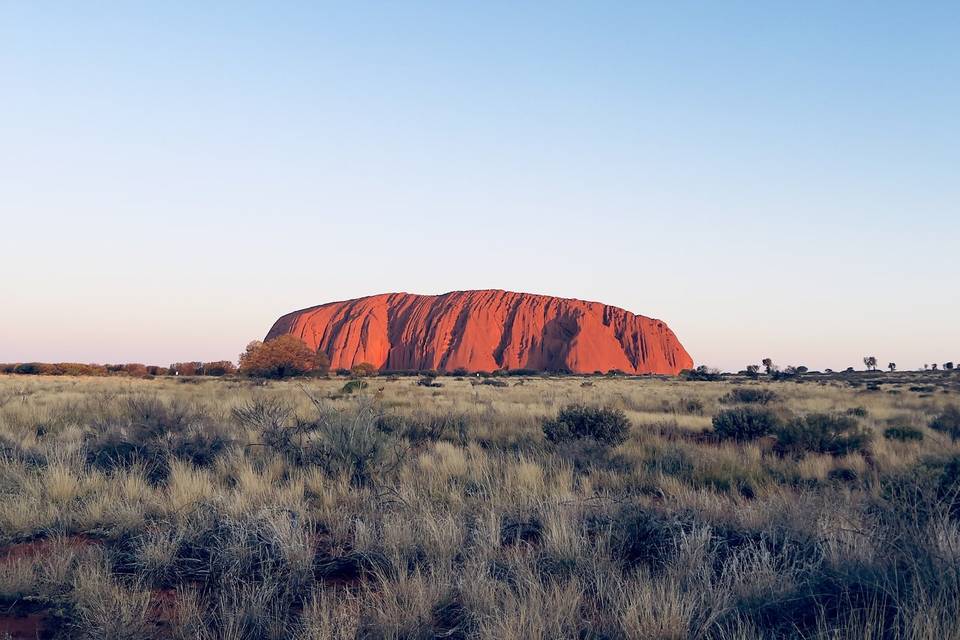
481 379 508 388
711 407 780 441
543 404 630 446
342 380 368 394
883 426 924 442
720 388 777 405
930 406 960 440
845 406 869 417
775 413 871 456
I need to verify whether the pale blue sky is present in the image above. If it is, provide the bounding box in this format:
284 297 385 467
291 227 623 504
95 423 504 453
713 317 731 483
1 2 957 371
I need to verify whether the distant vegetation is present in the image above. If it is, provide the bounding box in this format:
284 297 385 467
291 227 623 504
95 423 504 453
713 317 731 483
0 360 237 377
4 342 959 387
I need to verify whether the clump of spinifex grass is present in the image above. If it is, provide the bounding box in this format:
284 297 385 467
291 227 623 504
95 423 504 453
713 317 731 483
0 373 958 639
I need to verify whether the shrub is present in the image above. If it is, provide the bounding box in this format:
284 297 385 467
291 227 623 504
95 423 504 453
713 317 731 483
171 424 235 467
342 380 368 394
930 406 960 440
313 351 331 376
827 467 859 483
13 363 42 375
681 366 721 381
351 362 378 377
711 407 780 441
171 361 203 376
884 426 924 442
608 506 681 570
775 413 871 456
481 379 508 388
203 361 237 376
417 376 442 388
720 388 777 405
232 398 315 465
675 397 704 414
845 406 869 417
85 427 170 484
238 336 316 379
543 404 630 446
122 363 149 377
309 399 404 486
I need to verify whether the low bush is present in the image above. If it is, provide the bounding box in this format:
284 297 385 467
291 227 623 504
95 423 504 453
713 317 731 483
376 412 470 444
342 380 368 394
351 362 378 377
543 404 630 446
417 376 442 388
845 406 869 417
85 427 171 484
681 365 721 381
883 426 924 442
827 467 858 483
607 506 682 570
720 387 777 405
775 413 871 456
930 406 960 440
481 379 508 388
310 401 404 486
711 407 780 441
675 397 705 414
171 424 235 467
0 434 47 467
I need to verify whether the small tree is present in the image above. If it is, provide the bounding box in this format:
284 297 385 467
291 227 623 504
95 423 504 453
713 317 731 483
863 356 877 371
932 363 939 371
888 363 896 372
239 336 316 379
313 350 331 377
762 358 774 375
745 365 760 379
945 362 955 371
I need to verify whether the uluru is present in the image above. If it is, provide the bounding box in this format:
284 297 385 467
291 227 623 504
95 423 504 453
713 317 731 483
266 290 693 375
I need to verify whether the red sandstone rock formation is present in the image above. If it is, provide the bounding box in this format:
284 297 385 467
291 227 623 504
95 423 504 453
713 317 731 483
265 290 693 375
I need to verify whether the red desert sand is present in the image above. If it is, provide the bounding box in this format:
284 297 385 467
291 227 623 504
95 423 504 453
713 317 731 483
266 289 693 375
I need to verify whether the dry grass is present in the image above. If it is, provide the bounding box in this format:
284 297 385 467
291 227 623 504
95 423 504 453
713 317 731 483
0 372 959 639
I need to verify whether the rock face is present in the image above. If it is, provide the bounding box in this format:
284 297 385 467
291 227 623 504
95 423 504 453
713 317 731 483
265 290 693 375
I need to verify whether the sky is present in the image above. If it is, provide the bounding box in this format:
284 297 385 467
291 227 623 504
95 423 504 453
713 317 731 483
1 2 958 372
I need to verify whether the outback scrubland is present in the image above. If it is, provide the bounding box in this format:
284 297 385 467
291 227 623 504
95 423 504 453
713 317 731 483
1 372 960 639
